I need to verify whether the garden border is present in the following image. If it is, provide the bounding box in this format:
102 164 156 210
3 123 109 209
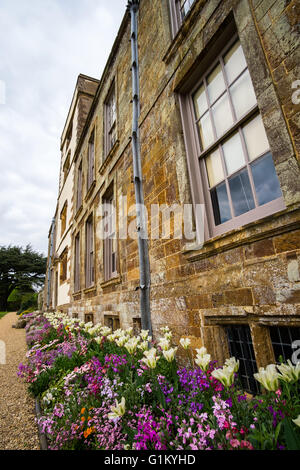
35 398 48 450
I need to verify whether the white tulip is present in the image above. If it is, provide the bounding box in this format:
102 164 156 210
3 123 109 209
163 347 178 362
158 337 170 351
140 330 150 341
277 360 300 383
179 338 191 350
115 336 127 348
196 347 208 357
124 337 139 354
99 326 112 337
195 353 211 372
160 326 170 334
141 348 159 369
211 365 235 388
108 397 126 420
292 415 300 427
254 364 279 392
225 357 240 373
137 341 149 352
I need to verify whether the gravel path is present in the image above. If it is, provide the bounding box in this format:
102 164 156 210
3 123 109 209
0 312 40 450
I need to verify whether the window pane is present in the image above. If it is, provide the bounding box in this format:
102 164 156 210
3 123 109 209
243 114 270 161
180 0 195 18
229 168 255 216
193 84 208 118
207 63 226 104
251 152 282 206
197 111 214 149
205 148 224 187
210 182 232 225
212 93 233 138
226 325 259 395
270 326 300 363
224 41 247 85
222 132 245 176
230 69 257 119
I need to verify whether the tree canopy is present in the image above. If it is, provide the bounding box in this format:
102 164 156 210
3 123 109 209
0 245 46 311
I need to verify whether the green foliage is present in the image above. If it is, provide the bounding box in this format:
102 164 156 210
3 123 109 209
0 244 46 311
283 418 300 450
17 292 38 314
29 368 57 397
249 422 282 450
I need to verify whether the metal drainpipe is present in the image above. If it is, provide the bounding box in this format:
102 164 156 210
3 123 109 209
46 217 56 310
127 0 152 336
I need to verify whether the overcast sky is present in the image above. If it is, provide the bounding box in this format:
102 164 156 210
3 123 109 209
0 0 126 255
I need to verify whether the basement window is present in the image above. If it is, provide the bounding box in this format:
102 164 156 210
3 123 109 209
225 325 259 395
133 317 142 336
85 313 94 325
104 315 120 332
269 326 300 364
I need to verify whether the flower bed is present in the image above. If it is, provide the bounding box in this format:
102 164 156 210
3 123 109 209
18 312 300 450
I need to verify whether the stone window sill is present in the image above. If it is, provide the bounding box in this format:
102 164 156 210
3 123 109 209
83 286 97 295
72 290 82 296
75 204 83 220
182 206 297 262
100 274 121 288
85 180 96 202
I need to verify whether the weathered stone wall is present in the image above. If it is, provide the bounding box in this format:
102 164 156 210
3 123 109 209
250 0 300 161
51 0 300 368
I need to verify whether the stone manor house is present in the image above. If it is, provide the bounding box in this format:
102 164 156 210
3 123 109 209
44 0 300 393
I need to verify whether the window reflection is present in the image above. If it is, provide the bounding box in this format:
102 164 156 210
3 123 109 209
211 182 232 225
229 169 255 217
251 153 282 206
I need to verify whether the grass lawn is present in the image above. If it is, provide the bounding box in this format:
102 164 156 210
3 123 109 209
0 312 8 320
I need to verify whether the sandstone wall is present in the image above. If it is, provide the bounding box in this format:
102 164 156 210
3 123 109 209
53 0 300 368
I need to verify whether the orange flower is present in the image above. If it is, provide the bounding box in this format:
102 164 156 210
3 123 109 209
81 408 86 415
81 416 85 422
83 427 93 439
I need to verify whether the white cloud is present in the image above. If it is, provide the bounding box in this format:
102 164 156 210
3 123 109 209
0 0 126 254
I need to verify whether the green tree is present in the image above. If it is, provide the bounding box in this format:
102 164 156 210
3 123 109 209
0 245 46 311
